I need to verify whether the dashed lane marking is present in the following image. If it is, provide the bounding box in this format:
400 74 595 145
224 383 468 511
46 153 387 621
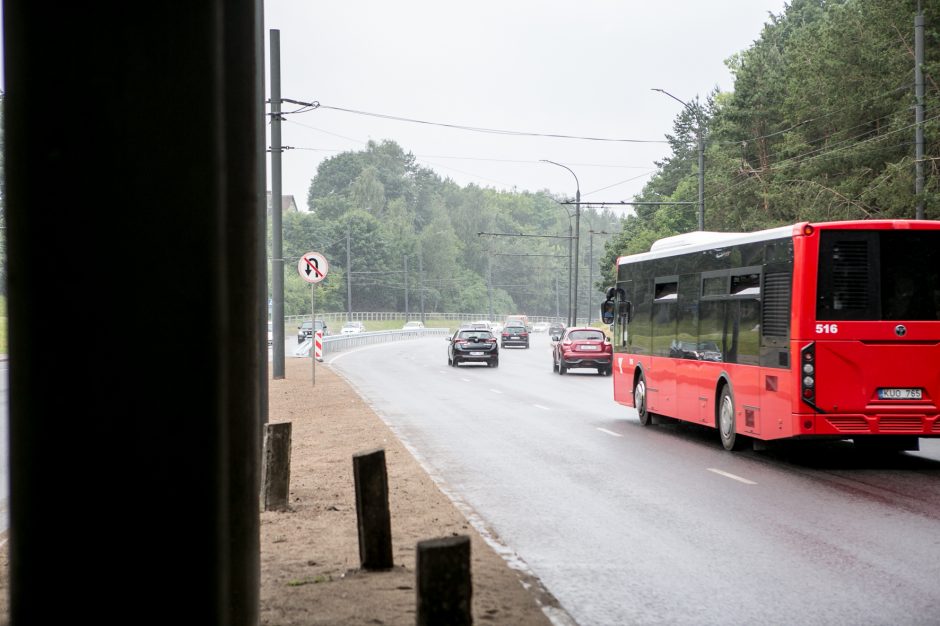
490 389 503 394
596 428 622 437
533 404 551 411
707 468 757 485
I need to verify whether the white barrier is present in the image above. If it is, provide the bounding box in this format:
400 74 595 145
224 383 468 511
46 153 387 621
291 328 449 359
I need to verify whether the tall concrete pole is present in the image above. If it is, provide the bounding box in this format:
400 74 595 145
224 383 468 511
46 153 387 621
346 229 353 320
573 187 581 325
269 29 285 378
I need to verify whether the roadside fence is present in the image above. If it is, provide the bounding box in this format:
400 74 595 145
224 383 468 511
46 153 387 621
293 327 450 359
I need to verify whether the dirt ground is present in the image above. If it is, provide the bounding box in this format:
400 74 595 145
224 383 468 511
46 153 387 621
0 356 564 624
258 357 563 625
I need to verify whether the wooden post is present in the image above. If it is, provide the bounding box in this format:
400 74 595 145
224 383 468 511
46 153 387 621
416 535 472 626
353 448 393 569
261 422 292 511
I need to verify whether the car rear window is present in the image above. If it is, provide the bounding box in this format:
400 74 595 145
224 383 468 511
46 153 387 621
568 330 605 341
458 331 492 340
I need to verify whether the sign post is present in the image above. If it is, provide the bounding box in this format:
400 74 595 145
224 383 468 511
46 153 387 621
297 252 329 385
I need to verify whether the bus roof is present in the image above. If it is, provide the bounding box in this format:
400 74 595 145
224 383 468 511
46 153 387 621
617 219 940 266
618 225 794 266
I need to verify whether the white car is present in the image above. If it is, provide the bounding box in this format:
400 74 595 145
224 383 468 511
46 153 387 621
402 321 425 330
341 321 365 335
532 322 550 333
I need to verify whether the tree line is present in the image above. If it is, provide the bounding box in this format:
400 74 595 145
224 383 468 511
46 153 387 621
279 0 938 317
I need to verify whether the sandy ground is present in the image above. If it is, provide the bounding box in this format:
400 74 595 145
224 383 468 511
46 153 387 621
259 357 561 625
0 356 563 624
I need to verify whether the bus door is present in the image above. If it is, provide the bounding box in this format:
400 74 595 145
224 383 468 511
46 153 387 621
650 277 678 416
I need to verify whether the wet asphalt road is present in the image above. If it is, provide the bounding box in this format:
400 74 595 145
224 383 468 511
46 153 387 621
328 334 940 626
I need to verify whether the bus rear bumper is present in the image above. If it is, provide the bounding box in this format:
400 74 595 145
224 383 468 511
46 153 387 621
798 412 940 436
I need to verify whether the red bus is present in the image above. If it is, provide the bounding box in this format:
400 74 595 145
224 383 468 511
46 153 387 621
599 220 940 451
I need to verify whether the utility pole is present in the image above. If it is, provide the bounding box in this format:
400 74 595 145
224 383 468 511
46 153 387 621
418 250 425 323
403 255 409 319
346 229 352 320
541 160 580 326
588 233 594 325
269 29 285 379
915 2 925 220
487 255 494 321
567 221 573 326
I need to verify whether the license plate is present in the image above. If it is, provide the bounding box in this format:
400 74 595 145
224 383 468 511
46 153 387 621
878 388 922 400
580 345 599 351
470 351 484 356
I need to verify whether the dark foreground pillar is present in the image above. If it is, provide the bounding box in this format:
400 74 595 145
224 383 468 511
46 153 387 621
353 448 394 569
416 535 472 626
4 2 264 624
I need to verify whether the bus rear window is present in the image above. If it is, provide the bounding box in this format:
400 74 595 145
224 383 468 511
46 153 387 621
817 230 940 321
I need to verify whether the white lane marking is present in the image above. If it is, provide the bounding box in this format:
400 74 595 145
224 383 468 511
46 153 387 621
707 468 757 485
533 404 551 411
596 427 622 438
461 378 471 382
490 389 503 394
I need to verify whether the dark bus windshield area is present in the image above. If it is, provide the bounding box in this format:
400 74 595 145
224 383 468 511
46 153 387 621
817 230 940 321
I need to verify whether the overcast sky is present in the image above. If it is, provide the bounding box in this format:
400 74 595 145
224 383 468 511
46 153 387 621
265 1 790 214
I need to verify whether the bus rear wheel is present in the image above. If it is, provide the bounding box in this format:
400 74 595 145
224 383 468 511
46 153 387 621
718 385 747 451
635 374 652 426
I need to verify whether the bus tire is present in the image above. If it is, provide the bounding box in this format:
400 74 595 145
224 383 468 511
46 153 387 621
635 374 652 426
718 385 747 451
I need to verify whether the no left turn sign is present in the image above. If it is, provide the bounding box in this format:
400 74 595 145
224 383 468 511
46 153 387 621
297 251 329 284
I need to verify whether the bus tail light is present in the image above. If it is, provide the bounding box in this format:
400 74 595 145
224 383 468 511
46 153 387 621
800 343 820 412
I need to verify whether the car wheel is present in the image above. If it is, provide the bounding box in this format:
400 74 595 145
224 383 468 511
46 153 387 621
718 385 748 451
635 373 652 426
559 361 567 375
552 357 558 373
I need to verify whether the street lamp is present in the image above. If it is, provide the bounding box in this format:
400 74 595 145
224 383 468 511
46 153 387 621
652 88 704 231
541 160 581 326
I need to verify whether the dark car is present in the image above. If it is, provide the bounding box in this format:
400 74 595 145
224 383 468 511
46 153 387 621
447 329 499 367
500 322 529 348
548 322 565 341
297 319 329 343
553 327 613 375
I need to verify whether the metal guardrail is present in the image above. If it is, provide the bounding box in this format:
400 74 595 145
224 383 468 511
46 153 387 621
293 328 450 359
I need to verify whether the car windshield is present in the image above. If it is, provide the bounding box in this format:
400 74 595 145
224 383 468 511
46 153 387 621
568 330 605 341
458 331 492 340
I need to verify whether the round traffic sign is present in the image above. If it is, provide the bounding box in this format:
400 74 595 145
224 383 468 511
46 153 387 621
297 251 329 284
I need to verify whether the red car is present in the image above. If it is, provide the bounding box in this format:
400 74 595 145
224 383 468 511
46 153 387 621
552 327 612 375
